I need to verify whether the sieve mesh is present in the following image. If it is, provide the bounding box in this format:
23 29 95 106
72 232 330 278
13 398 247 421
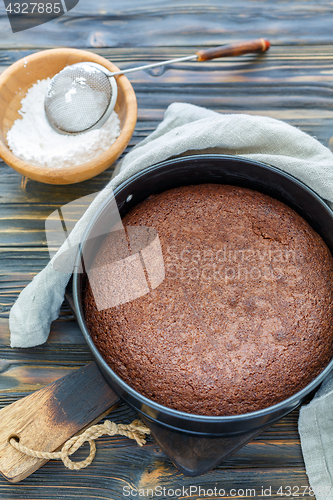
45 64 112 134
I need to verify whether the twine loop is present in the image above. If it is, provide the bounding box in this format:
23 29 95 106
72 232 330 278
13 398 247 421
9 419 150 471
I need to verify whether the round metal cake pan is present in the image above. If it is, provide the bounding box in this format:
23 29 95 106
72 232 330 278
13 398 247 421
72 154 333 436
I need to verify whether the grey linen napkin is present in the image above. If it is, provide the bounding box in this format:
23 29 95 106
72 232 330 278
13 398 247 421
299 377 333 500
8 102 333 496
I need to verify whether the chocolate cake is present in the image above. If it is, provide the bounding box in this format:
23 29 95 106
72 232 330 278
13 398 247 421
84 185 333 416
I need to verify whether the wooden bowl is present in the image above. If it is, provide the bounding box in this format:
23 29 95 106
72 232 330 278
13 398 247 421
0 48 137 184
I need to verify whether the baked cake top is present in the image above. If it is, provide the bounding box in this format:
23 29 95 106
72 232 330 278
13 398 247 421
84 185 333 416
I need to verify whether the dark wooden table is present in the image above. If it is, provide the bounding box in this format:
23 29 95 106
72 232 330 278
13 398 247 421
1 0 332 498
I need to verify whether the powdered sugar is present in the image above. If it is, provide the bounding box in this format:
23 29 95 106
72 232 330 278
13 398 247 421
6 78 121 169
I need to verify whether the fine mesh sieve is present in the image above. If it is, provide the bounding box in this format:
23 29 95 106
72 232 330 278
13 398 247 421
45 63 118 135
44 39 270 135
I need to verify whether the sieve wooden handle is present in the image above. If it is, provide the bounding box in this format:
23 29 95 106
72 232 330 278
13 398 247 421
0 362 120 483
196 38 270 61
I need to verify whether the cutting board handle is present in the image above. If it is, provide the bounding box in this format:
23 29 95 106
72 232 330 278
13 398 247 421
0 362 120 483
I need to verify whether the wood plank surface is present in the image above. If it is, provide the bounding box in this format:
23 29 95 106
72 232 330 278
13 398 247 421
1 0 333 48
0 0 330 497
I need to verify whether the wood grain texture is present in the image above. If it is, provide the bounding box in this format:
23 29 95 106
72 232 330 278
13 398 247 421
0 0 330 496
1 0 333 49
0 362 119 482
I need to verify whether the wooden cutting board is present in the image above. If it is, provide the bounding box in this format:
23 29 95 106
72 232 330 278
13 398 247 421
0 362 120 483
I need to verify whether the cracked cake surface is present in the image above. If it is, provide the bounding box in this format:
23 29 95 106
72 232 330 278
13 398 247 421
84 184 333 416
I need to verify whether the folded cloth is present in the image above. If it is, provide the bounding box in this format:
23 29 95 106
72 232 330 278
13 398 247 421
299 376 333 500
8 102 333 495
